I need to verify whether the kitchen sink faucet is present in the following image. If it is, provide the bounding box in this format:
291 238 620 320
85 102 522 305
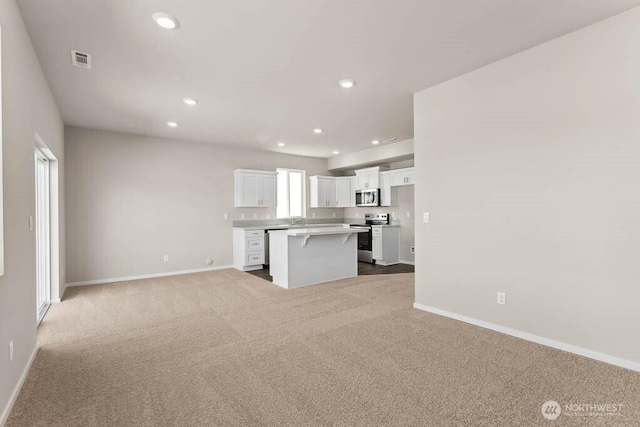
290 216 305 226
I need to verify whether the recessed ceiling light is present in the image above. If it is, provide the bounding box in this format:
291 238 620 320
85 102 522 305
277 142 285 147
338 79 356 89
332 151 340 155
313 128 323 134
183 97 197 106
167 121 178 127
371 140 380 145
152 12 180 29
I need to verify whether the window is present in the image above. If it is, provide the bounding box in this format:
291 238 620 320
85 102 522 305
276 168 305 218
35 148 51 323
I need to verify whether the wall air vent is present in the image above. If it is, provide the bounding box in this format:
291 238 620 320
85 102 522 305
71 50 91 69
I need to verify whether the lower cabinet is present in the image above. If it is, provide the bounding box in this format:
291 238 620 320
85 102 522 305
372 226 400 265
233 228 267 271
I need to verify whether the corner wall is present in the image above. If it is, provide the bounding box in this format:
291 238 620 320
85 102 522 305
414 7 640 367
65 126 342 284
0 0 65 422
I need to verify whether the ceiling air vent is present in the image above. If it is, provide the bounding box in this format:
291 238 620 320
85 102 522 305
71 50 91 69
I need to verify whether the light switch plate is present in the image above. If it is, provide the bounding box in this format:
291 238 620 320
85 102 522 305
497 292 506 306
423 212 430 223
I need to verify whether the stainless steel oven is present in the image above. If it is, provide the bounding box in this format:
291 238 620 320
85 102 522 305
355 189 380 207
350 213 390 263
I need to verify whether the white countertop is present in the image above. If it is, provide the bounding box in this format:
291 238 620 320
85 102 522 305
233 223 348 231
268 227 370 237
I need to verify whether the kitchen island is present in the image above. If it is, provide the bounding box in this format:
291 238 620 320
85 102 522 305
268 226 369 289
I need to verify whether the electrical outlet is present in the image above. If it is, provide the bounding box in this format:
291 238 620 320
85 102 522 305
29 216 34 232
423 212 430 223
240 213 245 220
223 213 229 220
333 212 336 218
253 213 258 219
163 255 169 262
312 212 316 218
406 211 411 218
9 341 14 363
497 292 506 306
206 258 213 265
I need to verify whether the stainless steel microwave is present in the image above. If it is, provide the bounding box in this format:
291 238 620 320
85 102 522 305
355 189 380 207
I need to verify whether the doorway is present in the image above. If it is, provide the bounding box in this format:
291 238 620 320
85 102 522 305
35 147 51 323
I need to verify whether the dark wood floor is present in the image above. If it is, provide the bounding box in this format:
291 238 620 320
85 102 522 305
247 262 414 283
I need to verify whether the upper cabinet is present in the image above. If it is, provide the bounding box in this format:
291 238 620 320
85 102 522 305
380 167 415 207
380 171 397 207
391 168 414 186
335 177 354 208
234 169 277 207
310 176 356 208
310 176 337 208
355 167 381 190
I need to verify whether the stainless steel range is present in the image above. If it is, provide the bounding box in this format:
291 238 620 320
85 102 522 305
350 213 390 263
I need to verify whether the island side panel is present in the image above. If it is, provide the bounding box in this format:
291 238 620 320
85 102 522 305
287 233 358 288
269 232 290 288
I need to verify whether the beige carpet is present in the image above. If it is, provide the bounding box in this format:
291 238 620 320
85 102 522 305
7 269 640 426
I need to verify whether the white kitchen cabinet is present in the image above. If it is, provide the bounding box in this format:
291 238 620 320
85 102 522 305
355 167 381 190
335 177 354 207
391 168 414 186
233 228 267 271
234 170 277 207
379 167 414 207
372 226 400 266
379 171 398 207
310 176 336 208
349 177 357 207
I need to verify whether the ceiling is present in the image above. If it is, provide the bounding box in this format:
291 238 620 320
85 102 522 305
17 0 640 158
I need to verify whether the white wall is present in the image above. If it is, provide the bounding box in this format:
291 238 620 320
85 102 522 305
65 126 342 284
414 7 640 366
0 0 65 422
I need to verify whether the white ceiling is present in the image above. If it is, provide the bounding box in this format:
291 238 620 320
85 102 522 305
17 0 640 158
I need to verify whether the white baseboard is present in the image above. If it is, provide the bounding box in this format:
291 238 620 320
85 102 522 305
399 260 415 266
66 265 233 287
50 298 61 304
0 346 38 426
412 302 640 373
